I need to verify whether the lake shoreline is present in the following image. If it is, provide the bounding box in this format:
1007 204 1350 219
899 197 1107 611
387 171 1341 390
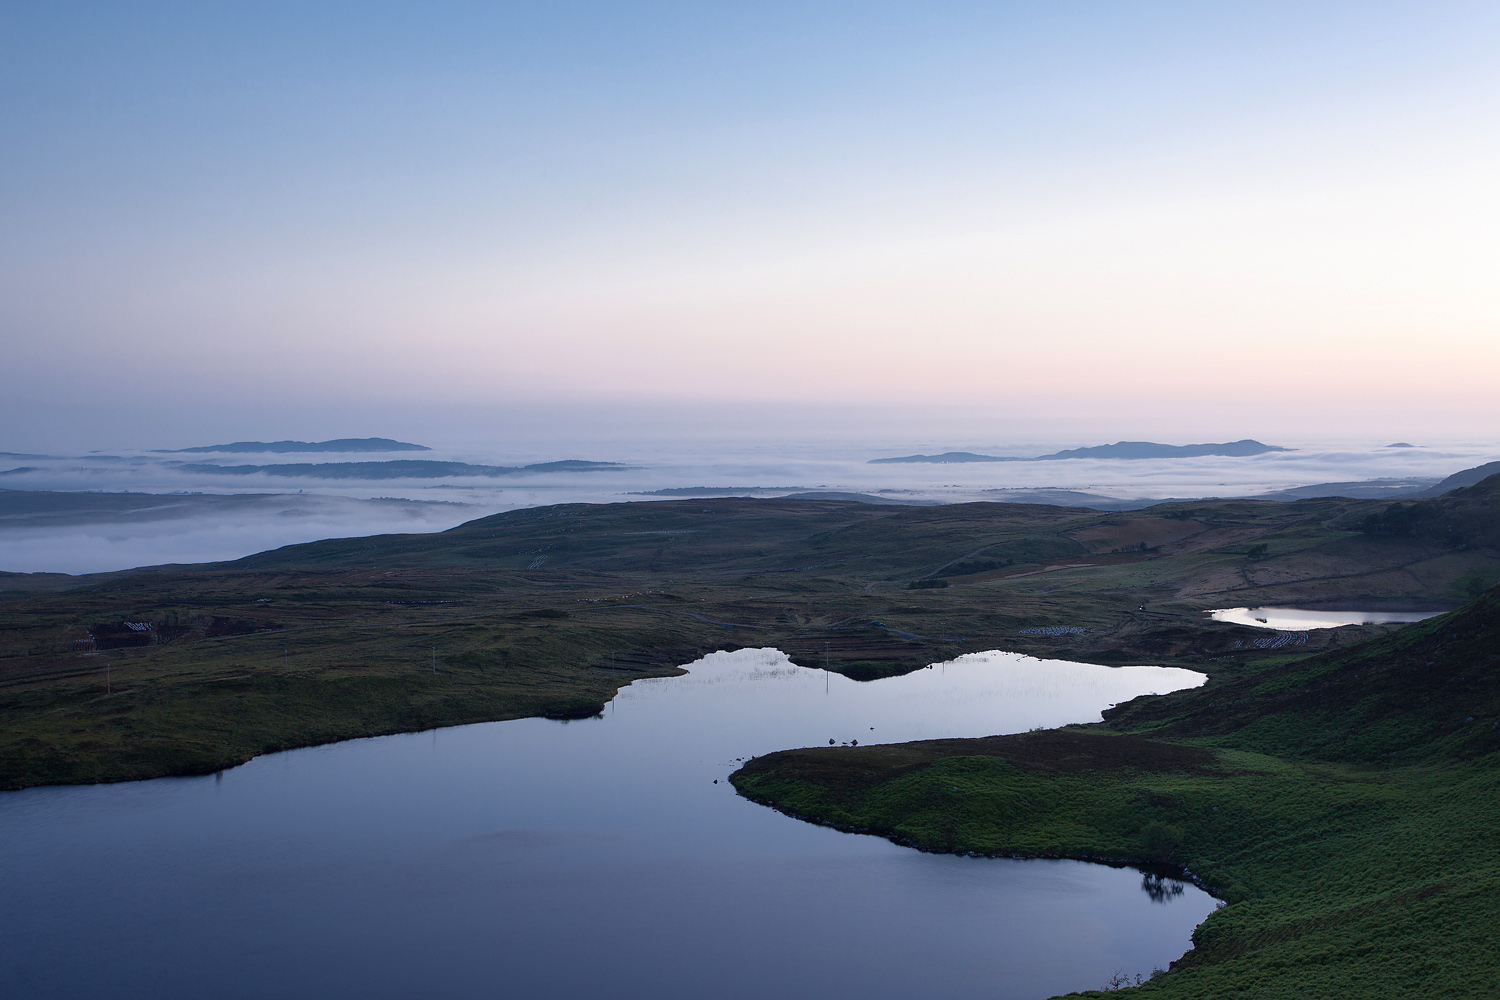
9 487 1494 791
3 647 1217 999
733 773 1222 898
731 590 1500 999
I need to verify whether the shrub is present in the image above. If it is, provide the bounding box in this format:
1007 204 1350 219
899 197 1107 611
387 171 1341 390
1140 820 1184 860
1357 503 1436 537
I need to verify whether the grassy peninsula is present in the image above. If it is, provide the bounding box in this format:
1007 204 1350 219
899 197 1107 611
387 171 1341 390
2 477 1497 790
732 584 1500 997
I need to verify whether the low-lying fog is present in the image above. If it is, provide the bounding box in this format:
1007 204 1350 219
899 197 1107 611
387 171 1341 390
2 436 1495 575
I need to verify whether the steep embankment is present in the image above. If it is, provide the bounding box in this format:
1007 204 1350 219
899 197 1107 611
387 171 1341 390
733 587 1500 998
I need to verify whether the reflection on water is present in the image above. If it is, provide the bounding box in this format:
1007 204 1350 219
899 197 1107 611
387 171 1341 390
1142 872 1188 904
1209 606 1445 629
0 648 1214 1000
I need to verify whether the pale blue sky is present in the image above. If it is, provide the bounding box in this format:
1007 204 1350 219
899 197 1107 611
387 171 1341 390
4 2 1498 446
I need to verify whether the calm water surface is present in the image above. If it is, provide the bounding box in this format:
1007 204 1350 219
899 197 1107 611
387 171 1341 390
1 649 1214 1000
1209 606 1444 629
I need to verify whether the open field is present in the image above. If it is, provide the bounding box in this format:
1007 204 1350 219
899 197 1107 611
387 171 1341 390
2 477 1497 789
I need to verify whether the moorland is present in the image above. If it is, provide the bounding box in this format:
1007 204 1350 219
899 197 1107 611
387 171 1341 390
733 483 1500 998
2 474 1496 791
2 472 1498 997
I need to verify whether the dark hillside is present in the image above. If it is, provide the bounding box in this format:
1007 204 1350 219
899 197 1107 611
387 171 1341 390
1107 583 1500 763
1351 470 1500 549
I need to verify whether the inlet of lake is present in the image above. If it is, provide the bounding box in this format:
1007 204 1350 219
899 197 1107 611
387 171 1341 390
0 648 1217 1000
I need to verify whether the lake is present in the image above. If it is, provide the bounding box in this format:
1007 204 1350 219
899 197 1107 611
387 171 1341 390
0 648 1215 1000
1208 606 1446 630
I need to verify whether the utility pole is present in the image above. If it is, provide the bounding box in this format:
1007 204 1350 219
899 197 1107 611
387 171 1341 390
432 647 436 675
106 662 110 695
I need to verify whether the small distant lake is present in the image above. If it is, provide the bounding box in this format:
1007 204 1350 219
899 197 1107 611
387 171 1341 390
0 649 1213 1000
1209 606 1446 630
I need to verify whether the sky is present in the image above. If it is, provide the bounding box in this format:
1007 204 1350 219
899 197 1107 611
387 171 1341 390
3 1 1499 450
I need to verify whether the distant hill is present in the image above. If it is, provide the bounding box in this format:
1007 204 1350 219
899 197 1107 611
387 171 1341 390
1420 460 1500 497
161 438 430 454
0 488 469 530
869 452 1022 464
1249 478 1438 501
1035 439 1291 460
628 487 939 505
1188 467 1498 506
977 488 1164 510
777 491 939 506
174 459 625 479
629 487 809 496
870 440 1290 464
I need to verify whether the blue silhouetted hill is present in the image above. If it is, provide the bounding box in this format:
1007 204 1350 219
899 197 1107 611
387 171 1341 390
868 451 1023 464
870 440 1290 463
174 459 626 479
161 438 430 454
1420 460 1500 496
1035 439 1291 460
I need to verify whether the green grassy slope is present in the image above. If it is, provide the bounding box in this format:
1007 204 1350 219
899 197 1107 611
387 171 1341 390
732 585 1500 998
3 480 1497 789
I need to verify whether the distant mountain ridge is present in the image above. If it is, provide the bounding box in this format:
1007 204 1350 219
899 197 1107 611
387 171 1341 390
870 439 1290 463
1247 478 1439 502
1041 439 1291 460
1420 461 1500 497
174 459 625 479
868 452 1021 464
629 487 809 496
160 438 430 454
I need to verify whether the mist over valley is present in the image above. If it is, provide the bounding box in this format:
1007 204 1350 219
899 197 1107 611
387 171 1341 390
6 4 1500 996
2 434 1496 575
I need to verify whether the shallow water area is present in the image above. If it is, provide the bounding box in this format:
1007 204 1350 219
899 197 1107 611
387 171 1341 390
1209 606 1445 629
1 648 1214 1000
